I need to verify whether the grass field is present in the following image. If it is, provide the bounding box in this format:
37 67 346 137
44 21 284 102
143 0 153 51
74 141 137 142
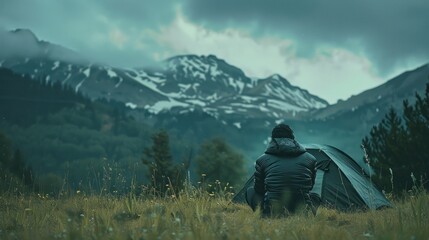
0 188 428 240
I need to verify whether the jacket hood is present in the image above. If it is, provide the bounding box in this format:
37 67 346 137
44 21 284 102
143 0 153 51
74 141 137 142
265 138 306 157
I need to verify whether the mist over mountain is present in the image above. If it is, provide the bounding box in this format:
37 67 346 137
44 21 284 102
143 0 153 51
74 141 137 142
0 29 86 64
1 28 428 164
0 29 328 124
307 64 429 121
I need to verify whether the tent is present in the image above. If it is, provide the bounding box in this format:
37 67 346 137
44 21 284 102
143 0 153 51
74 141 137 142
232 144 392 211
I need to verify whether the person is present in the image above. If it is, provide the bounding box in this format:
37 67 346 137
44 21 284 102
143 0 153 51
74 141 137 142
246 123 318 217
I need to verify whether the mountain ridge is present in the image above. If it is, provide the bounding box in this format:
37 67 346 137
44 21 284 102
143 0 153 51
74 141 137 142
2 28 429 161
0 28 86 64
307 63 429 120
0 29 329 124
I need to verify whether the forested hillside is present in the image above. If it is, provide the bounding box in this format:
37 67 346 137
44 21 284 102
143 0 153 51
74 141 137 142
0 68 156 193
0 68 249 195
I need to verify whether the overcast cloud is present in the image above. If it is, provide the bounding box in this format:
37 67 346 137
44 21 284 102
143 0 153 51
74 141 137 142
183 0 429 73
0 0 428 103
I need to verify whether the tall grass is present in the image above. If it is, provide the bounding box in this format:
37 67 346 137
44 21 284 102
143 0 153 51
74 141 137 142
0 187 428 240
1 150 428 240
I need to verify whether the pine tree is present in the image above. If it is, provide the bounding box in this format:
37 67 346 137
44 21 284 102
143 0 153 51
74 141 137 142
402 84 429 187
0 131 33 187
142 130 184 196
362 83 429 194
362 108 407 192
0 131 12 168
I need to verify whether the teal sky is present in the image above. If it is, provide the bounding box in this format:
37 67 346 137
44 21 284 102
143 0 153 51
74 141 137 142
0 0 428 103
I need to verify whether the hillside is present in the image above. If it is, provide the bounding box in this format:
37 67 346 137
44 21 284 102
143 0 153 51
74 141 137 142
0 68 153 191
307 64 429 121
2 28 429 169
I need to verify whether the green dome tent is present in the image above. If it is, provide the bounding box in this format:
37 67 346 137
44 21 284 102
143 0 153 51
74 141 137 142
232 144 392 211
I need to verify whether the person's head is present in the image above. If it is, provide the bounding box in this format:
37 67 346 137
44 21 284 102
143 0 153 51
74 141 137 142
271 123 294 139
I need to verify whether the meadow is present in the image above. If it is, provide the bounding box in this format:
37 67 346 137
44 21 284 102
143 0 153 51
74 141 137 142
0 187 428 240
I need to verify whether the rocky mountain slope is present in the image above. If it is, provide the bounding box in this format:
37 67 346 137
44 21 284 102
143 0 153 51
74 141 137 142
307 64 429 121
0 29 328 125
2 28 428 161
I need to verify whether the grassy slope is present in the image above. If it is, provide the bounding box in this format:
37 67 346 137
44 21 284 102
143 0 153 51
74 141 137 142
0 191 428 240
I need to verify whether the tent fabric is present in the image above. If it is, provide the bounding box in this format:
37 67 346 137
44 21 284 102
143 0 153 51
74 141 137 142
232 144 392 211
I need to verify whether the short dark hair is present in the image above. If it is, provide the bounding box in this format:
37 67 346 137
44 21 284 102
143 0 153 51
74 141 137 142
271 124 294 139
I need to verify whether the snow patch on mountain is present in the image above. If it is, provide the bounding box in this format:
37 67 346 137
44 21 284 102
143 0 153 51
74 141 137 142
192 71 206 80
267 99 305 112
107 68 117 78
83 68 90 77
224 109 235 114
52 61 60 71
75 79 85 92
145 98 189 114
63 73 71 84
178 83 191 92
115 77 123 88
125 102 137 109
186 99 206 106
240 96 258 103
272 74 281 81
227 77 245 93
206 92 219 102
125 71 161 94
209 64 222 77
258 105 270 113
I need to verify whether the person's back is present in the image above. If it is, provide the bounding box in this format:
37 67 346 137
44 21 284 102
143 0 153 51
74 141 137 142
247 124 317 217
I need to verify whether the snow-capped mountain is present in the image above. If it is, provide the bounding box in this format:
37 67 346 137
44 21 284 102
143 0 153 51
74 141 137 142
0 29 329 122
2 28 429 161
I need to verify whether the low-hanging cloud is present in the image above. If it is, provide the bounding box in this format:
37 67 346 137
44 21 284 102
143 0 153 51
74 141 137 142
0 29 42 59
0 0 179 67
0 0 427 102
182 0 429 76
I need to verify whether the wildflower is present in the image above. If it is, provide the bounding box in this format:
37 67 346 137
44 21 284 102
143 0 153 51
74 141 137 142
411 172 416 185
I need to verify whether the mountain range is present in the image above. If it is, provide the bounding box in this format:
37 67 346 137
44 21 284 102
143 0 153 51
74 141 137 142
0 29 328 124
1 28 429 161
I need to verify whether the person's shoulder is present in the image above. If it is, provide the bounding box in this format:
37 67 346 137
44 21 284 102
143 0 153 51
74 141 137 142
255 153 270 165
256 153 267 161
302 151 317 162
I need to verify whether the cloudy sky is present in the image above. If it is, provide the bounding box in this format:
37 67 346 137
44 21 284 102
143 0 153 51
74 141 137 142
1 0 428 103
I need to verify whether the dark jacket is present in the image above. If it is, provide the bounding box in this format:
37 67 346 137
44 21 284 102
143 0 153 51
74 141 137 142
254 138 317 215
